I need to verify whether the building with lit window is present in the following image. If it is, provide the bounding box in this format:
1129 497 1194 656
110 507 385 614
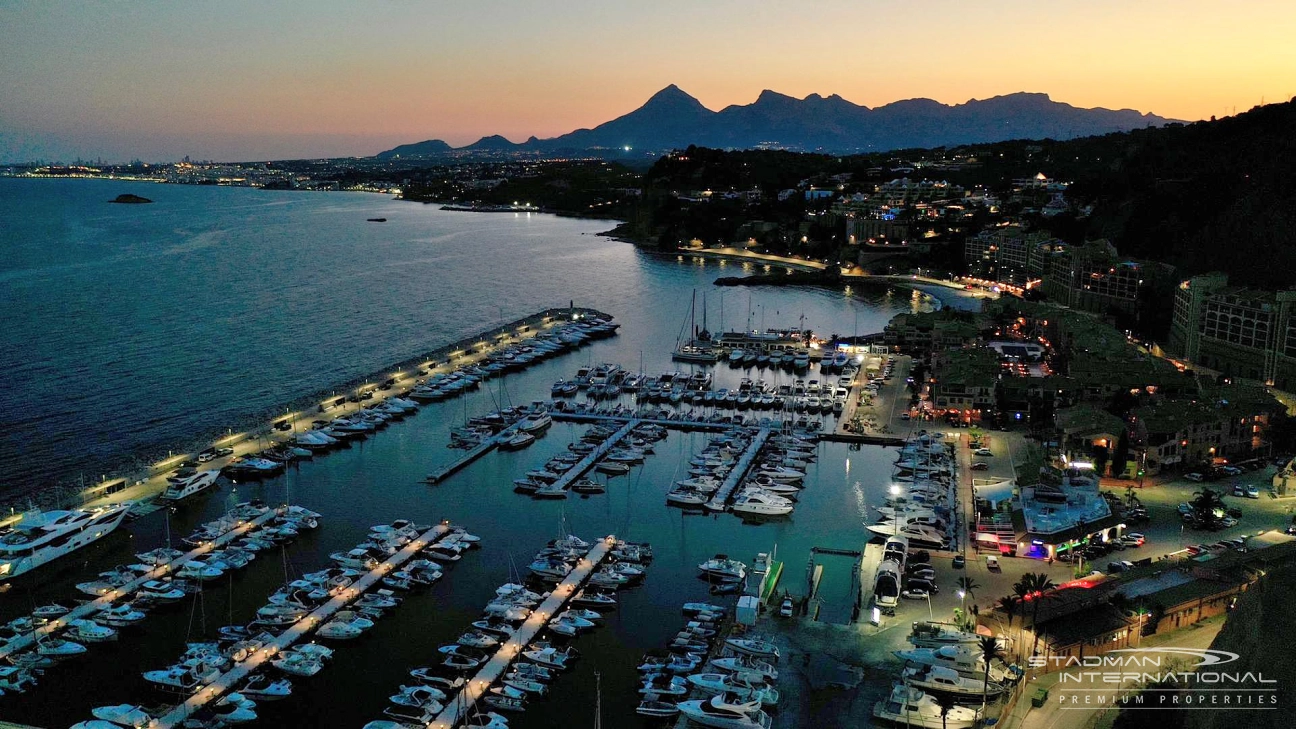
1167 272 1296 388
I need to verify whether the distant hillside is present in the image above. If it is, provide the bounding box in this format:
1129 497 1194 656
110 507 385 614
376 138 452 159
1060 100 1296 290
376 85 1175 158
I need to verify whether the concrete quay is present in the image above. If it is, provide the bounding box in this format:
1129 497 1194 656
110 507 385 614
30 307 613 523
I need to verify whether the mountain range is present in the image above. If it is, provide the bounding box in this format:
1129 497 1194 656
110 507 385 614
377 85 1177 158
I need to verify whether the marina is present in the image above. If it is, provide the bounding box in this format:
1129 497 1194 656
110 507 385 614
425 536 616 728
146 522 458 728
0 503 293 662
0 180 952 729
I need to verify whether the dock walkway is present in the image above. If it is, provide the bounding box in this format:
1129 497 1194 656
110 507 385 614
428 536 614 729
705 427 771 511
152 523 454 728
427 424 524 484
0 506 287 661
545 419 640 494
550 411 740 433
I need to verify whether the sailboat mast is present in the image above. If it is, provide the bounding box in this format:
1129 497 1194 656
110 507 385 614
594 669 603 729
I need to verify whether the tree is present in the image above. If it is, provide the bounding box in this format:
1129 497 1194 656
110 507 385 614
955 576 979 614
1015 573 1058 658
1190 487 1225 528
1092 444 1110 477
1110 430 1131 479
934 690 958 729
978 634 1004 712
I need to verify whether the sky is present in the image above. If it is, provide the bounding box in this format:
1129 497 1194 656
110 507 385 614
2 0 1294 163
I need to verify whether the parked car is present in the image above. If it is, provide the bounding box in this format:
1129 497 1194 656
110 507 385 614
971 462 990 471
214 447 234 458
985 555 1001 571
1184 473 1205 482
952 555 966 569
1220 466 1243 476
975 448 994 456
1107 561 1134 574
779 597 794 618
1123 532 1146 547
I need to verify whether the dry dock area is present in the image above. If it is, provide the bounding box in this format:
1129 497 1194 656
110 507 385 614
0 505 287 661
428 536 615 729
152 523 454 728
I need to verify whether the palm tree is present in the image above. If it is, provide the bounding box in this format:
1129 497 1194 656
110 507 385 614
997 594 1022 659
978 634 1004 712
1017 572 1057 658
1191 487 1225 527
934 690 958 729
955 576 980 609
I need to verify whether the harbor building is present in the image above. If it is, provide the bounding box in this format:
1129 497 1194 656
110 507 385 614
1167 272 1296 388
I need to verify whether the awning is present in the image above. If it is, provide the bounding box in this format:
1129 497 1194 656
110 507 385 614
973 478 1016 503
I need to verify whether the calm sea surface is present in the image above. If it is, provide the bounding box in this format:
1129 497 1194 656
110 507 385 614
0 177 937 727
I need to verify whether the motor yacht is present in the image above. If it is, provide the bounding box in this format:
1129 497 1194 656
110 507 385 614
686 673 779 706
697 556 747 580
730 490 794 516
872 685 980 728
894 645 1010 681
160 470 221 503
66 619 118 643
0 504 132 580
903 664 1006 698
239 674 293 701
677 693 772 729
89 704 155 728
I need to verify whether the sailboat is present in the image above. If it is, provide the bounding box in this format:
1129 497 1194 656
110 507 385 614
674 291 719 364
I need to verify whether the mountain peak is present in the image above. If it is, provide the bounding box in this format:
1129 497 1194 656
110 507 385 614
754 89 797 105
643 84 704 109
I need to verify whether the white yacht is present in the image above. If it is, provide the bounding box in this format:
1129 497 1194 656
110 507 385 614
895 645 1010 681
730 490 794 516
873 685 980 728
0 504 132 580
903 664 1006 698
677 693 771 729
874 559 902 608
159 470 220 503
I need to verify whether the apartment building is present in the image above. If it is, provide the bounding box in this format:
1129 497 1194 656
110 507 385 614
1167 272 1296 388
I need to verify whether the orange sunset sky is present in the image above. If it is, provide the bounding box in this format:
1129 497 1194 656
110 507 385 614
2 0 1293 162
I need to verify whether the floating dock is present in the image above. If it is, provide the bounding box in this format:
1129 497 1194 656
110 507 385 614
705 427 771 511
0 505 288 661
426 425 523 484
542 419 640 495
151 523 454 728
427 536 615 729
550 411 732 432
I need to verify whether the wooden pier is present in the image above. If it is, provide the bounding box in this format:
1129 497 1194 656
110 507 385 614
705 427 771 511
427 536 615 729
151 523 455 728
0 505 288 661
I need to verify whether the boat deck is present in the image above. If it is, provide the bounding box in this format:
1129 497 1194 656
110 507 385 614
150 523 454 729
0 505 289 661
427 536 615 729
705 427 772 511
